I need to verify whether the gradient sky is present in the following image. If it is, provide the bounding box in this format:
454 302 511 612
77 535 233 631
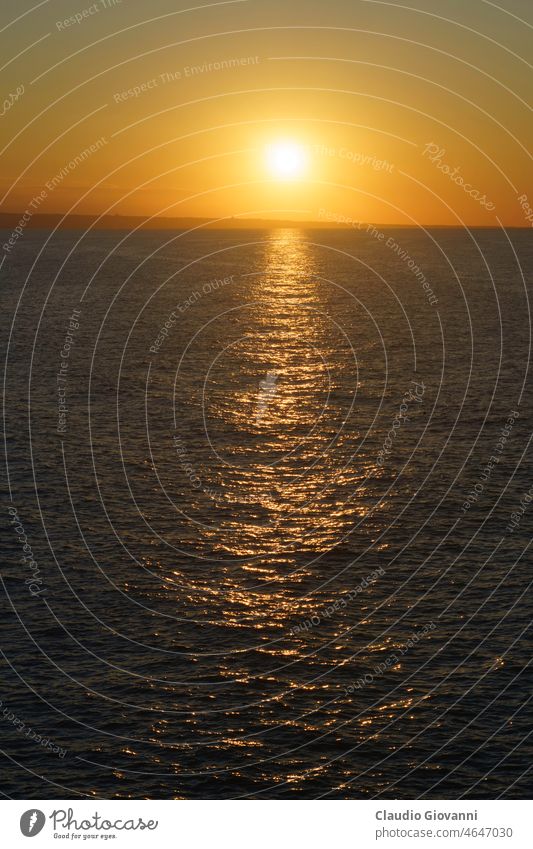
1 0 531 224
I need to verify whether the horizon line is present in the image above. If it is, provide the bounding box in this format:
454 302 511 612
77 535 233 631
0 212 530 230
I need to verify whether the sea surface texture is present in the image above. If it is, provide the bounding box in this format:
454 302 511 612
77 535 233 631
1 227 532 798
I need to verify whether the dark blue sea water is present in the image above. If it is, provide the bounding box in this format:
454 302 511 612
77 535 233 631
1 226 532 799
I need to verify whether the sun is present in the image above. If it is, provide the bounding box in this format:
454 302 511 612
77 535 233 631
266 141 308 180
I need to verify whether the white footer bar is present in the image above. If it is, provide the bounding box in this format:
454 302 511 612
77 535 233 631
3 799 530 849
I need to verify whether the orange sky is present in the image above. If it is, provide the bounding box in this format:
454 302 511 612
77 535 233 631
1 0 532 225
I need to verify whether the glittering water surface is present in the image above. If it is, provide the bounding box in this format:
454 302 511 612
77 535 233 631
1 227 532 798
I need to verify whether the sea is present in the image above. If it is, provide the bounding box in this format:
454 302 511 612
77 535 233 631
1 226 532 799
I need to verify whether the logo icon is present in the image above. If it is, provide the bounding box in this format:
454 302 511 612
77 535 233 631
255 370 278 424
20 810 46 837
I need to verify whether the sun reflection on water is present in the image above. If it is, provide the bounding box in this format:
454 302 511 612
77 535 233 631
197 229 367 564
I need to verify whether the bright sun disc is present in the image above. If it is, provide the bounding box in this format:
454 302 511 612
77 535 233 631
266 141 308 180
